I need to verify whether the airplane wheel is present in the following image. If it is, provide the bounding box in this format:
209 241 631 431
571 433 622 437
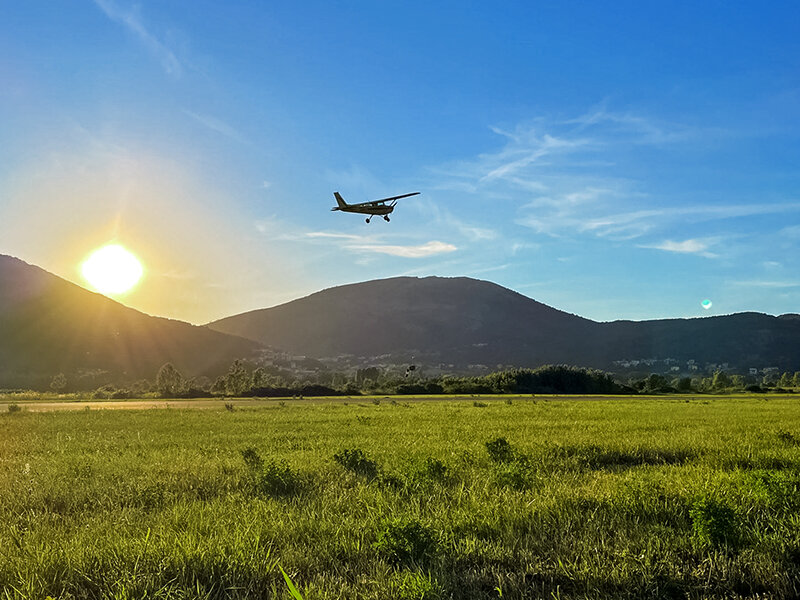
384 216 390 222
366 218 370 223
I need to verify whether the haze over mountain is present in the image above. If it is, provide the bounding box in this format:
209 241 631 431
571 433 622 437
0 255 260 387
208 276 800 372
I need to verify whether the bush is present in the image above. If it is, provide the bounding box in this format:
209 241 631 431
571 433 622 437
333 448 380 479
374 518 436 565
256 460 302 497
7 403 21 413
690 497 738 548
494 459 533 490
405 457 449 486
241 447 263 472
485 437 515 463
240 447 301 497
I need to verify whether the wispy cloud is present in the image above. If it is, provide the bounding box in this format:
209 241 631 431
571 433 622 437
563 108 693 144
348 240 457 258
730 280 800 288
780 224 800 238
184 110 248 143
93 0 183 76
430 110 800 258
639 238 719 258
306 231 366 241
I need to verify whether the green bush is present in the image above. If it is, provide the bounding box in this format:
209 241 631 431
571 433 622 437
690 497 738 548
406 457 449 486
485 437 515 463
241 447 264 472
374 518 436 565
256 459 302 497
333 448 380 479
494 459 533 490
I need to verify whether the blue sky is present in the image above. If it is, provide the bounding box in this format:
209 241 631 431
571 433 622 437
1 1 799 323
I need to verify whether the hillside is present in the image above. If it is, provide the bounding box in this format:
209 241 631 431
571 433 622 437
208 276 800 371
208 276 606 366
0 255 261 387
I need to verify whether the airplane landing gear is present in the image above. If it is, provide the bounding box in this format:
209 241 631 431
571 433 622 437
384 215 390 222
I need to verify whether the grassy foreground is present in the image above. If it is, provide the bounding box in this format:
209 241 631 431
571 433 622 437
2 396 800 599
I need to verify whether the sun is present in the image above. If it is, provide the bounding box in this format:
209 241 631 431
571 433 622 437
81 244 144 295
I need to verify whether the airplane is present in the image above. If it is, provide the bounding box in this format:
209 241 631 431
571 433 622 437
331 191 420 223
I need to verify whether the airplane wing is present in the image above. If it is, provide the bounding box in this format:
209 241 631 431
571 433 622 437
372 191 421 203
349 192 420 207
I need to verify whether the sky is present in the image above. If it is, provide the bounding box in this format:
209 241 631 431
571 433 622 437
1 1 799 324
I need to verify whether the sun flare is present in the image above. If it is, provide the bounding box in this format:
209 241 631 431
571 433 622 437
81 244 144 295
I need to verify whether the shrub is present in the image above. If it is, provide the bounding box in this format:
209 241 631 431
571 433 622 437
240 446 301 497
485 437 515 463
690 497 738 548
256 460 302 497
7 403 21 413
494 459 533 490
473 401 488 407
374 518 436 565
224 402 235 412
406 457 449 486
333 448 380 479
241 447 264 472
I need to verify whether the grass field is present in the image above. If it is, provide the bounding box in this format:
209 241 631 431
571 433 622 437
2 395 800 599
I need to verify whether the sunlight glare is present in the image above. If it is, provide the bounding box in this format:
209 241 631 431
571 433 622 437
81 244 144 295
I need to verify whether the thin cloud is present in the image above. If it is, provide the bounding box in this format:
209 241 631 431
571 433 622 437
481 134 590 182
563 109 692 144
93 0 183 76
640 238 719 258
431 110 800 254
306 231 366 241
730 280 800 288
348 240 457 258
184 111 248 144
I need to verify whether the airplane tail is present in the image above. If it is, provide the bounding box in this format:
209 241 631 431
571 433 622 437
332 191 349 210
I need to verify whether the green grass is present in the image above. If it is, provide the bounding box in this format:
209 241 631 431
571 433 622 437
2 395 800 598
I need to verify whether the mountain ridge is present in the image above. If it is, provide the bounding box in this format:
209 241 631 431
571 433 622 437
0 254 261 387
207 276 800 371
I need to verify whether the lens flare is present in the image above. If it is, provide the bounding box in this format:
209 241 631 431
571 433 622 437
701 299 712 310
81 244 144 295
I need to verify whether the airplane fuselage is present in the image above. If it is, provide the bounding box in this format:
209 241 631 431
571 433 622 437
333 204 394 216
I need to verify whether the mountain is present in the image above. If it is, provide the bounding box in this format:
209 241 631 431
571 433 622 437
0 255 261 388
208 276 800 372
209 276 600 366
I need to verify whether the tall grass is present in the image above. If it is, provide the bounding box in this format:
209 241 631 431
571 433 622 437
1 395 799 598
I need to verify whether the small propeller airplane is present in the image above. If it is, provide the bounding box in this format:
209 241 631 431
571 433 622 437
331 191 420 223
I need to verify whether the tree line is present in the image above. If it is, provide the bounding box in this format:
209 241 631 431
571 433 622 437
29 363 800 399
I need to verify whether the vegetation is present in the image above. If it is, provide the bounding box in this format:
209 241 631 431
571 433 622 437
2 395 800 598
5 358 800 400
